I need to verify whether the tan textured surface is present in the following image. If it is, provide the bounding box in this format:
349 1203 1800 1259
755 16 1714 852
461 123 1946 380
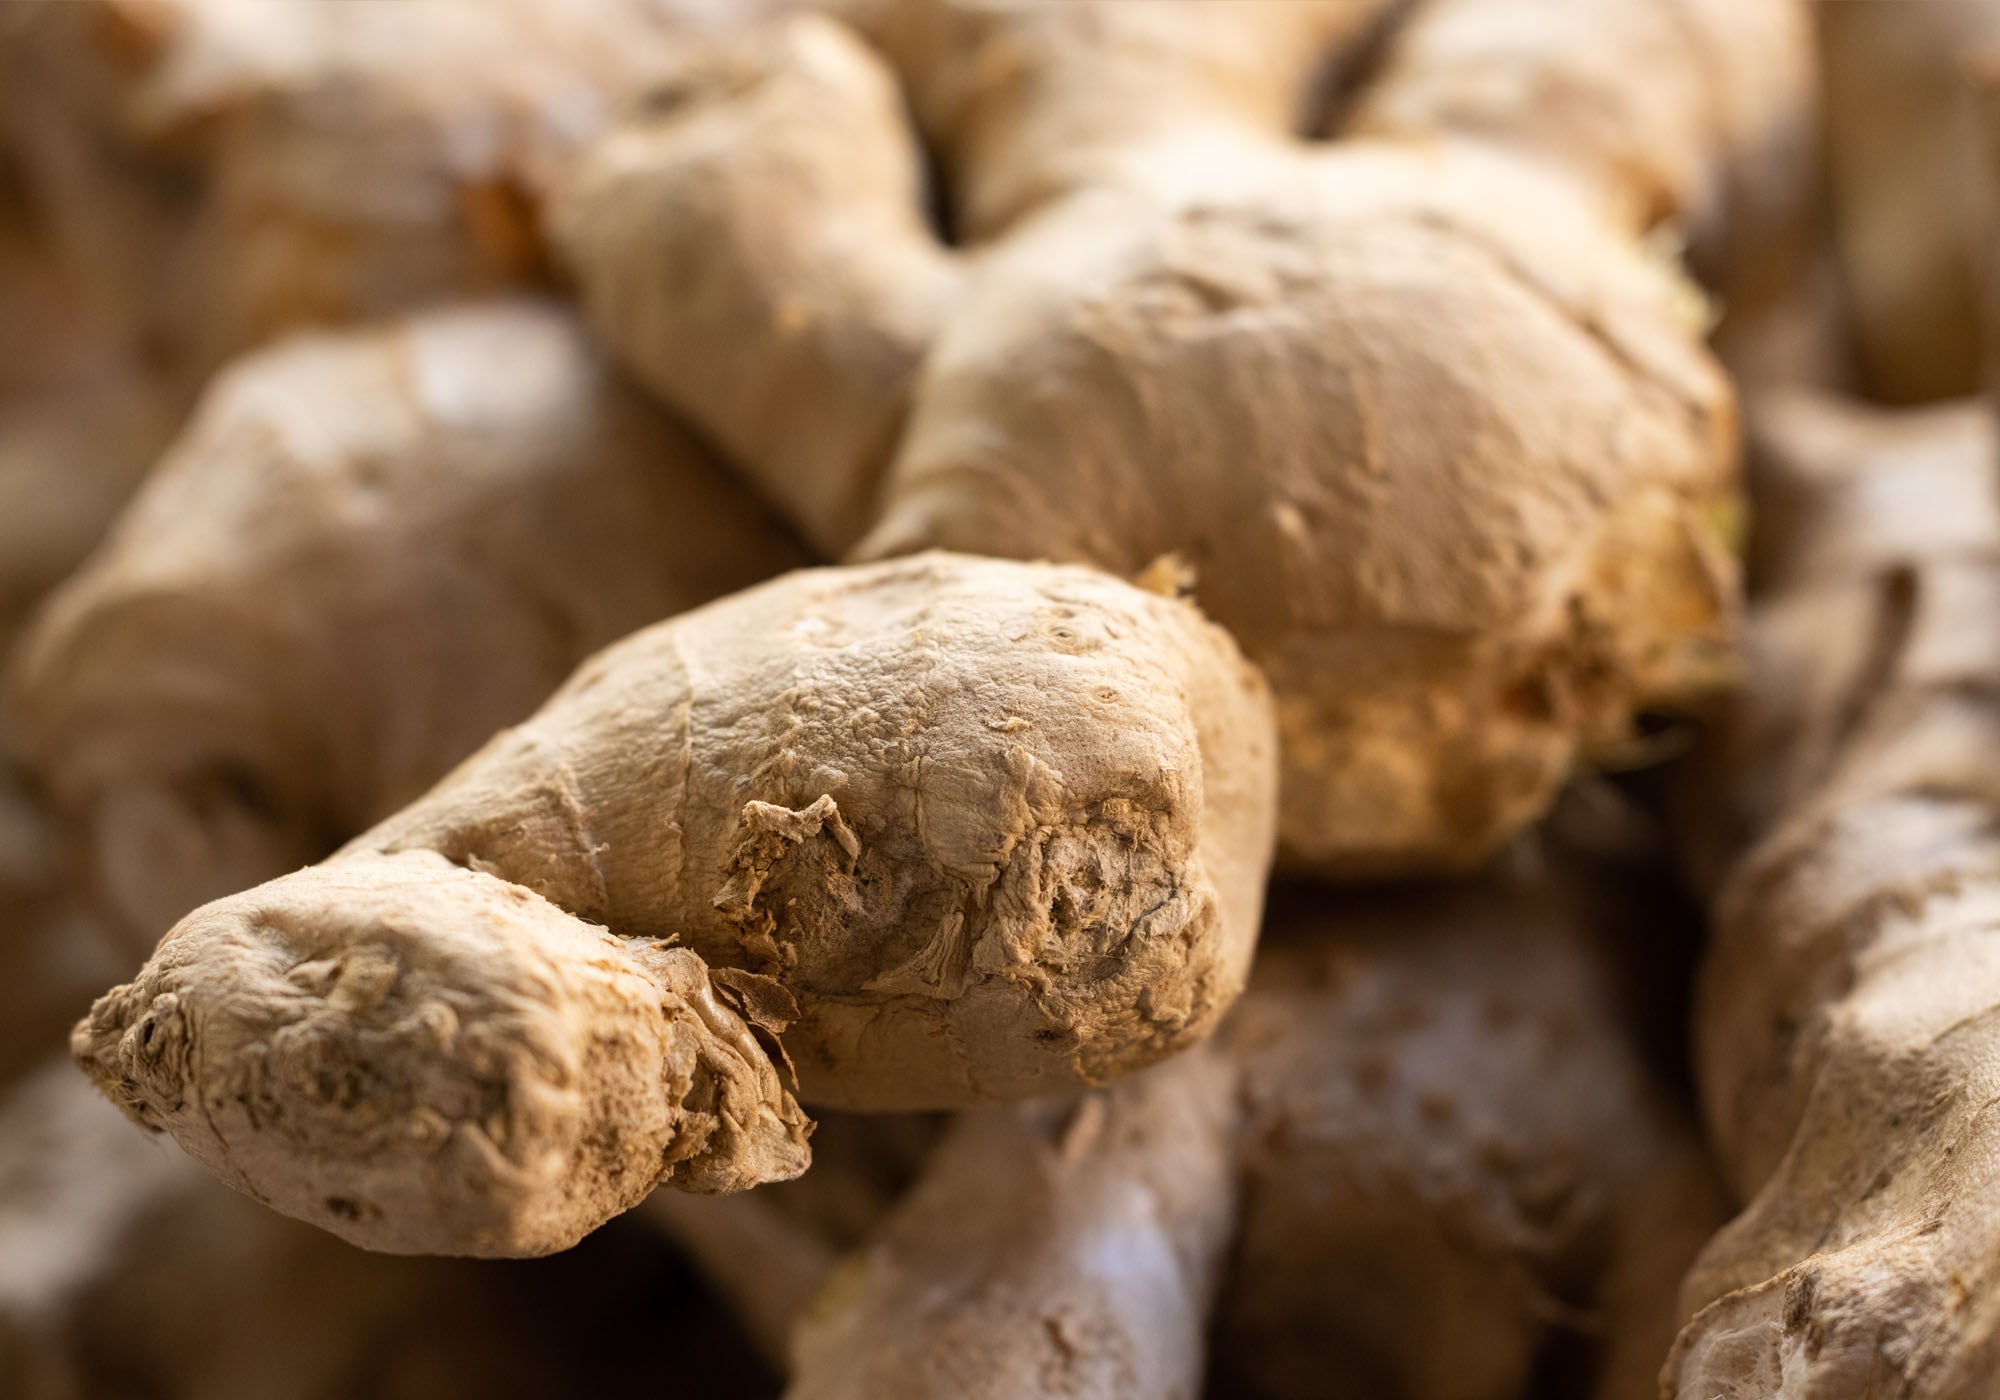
1670 391 2000 1396
74 554 1278 1253
13 298 805 951
557 0 1808 872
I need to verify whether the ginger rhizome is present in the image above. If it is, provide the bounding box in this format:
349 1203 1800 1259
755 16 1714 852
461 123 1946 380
13 298 804 947
1668 391 2000 1396
556 0 1813 873
787 850 1721 1400
74 553 1278 1255
0 0 794 385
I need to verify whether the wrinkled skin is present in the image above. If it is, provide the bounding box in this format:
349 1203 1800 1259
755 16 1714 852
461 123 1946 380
1670 392 2000 1398
75 554 1279 1254
557 0 1813 872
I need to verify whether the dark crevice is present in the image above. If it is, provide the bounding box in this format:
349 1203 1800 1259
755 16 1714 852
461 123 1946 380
1298 0 1429 141
914 101 961 249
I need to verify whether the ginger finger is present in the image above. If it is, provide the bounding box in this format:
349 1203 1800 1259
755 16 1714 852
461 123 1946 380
856 138 1737 875
1669 390 2000 1397
554 15 960 556
75 853 817 1256
74 553 1278 1254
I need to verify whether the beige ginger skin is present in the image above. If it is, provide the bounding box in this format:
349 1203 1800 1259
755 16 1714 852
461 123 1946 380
1668 392 2000 1396
73 553 1279 1256
0 0 794 386
556 0 1813 873
785 851 1722 1400
12 298 805 949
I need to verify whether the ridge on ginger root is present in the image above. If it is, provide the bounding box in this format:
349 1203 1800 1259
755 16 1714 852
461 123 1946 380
787 851 1723 1400
555 0 1813 874
72 553 1279 1257
11 297 805 950
1668 391 2000 1396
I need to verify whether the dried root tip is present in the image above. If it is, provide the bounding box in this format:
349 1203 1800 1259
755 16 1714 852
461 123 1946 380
71 851 809 1256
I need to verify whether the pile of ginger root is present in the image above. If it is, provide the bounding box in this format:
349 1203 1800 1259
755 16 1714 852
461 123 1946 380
11 1 2000 1397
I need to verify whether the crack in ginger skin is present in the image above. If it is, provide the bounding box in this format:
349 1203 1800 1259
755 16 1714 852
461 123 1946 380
72 553 1278 1256
11 298 806 955
554 0 1812 874
1669 393 2000 1398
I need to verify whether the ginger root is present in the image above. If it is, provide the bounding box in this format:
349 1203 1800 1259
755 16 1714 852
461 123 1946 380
0 0 793 384
73 552 1278 1255
1668 390 2000 1395
788 845 1721 1400
556 0 1809 872
13 297 804 948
